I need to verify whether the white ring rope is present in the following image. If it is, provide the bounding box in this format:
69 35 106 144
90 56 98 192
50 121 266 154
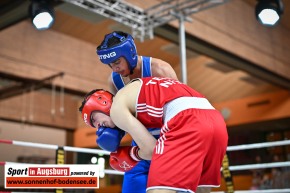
227 140 290 151
1 138 290 171
0 139 110 155
2 139 290 153
229 161 290 171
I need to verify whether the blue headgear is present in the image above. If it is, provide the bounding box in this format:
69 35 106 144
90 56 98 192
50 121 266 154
97 32 138 73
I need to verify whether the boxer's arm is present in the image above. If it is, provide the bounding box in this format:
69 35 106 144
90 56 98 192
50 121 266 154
111 107 156 160
110 81 156 160
151 58 178 80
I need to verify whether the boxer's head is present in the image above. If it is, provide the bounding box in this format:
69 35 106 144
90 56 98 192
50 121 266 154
79 89 113 128
97 31 138 74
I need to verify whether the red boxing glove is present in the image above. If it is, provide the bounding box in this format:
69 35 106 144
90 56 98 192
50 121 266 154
109 146 142 172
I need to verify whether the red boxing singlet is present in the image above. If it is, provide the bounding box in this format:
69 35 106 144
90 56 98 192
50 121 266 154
131 77 228 193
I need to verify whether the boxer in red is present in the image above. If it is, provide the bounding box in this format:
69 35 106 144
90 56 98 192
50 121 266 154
79 77 228 193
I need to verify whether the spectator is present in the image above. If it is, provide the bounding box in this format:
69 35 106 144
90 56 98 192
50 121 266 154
260 173 272 189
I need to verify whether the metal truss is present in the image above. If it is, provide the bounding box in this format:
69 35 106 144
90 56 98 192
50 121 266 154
62 0 228 41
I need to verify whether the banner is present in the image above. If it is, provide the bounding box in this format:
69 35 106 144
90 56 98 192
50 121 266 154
4 164 99 189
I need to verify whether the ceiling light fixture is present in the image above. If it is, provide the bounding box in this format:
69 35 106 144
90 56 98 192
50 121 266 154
255 0 284 26
29 0 55 30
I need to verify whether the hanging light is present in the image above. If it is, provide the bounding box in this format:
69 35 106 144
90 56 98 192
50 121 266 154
29 0 55 30
255 0 284 26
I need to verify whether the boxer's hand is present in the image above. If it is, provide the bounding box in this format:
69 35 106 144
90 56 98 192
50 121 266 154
109 146 142 172
96 126 125 152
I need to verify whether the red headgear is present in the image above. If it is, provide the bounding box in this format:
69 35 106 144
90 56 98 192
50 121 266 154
80 89 113 128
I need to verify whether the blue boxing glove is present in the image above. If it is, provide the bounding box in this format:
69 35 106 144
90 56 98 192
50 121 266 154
96 126 126 152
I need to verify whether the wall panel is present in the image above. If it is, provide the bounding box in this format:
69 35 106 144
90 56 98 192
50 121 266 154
0 21 111 93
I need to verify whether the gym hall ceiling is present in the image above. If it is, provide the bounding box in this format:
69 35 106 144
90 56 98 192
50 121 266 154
0 0 289 133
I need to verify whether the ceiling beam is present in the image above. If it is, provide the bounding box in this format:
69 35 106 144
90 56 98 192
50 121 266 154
0 72 65 100
0 72 88 101
154 24 290 90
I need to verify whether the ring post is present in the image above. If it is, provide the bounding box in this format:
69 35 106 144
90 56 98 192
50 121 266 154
55 146 65 193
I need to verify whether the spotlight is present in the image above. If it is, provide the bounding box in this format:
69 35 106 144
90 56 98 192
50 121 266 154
255 0 283 26
29 0 55 30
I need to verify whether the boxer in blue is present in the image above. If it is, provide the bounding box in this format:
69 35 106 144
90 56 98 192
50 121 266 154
85 31 177 193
